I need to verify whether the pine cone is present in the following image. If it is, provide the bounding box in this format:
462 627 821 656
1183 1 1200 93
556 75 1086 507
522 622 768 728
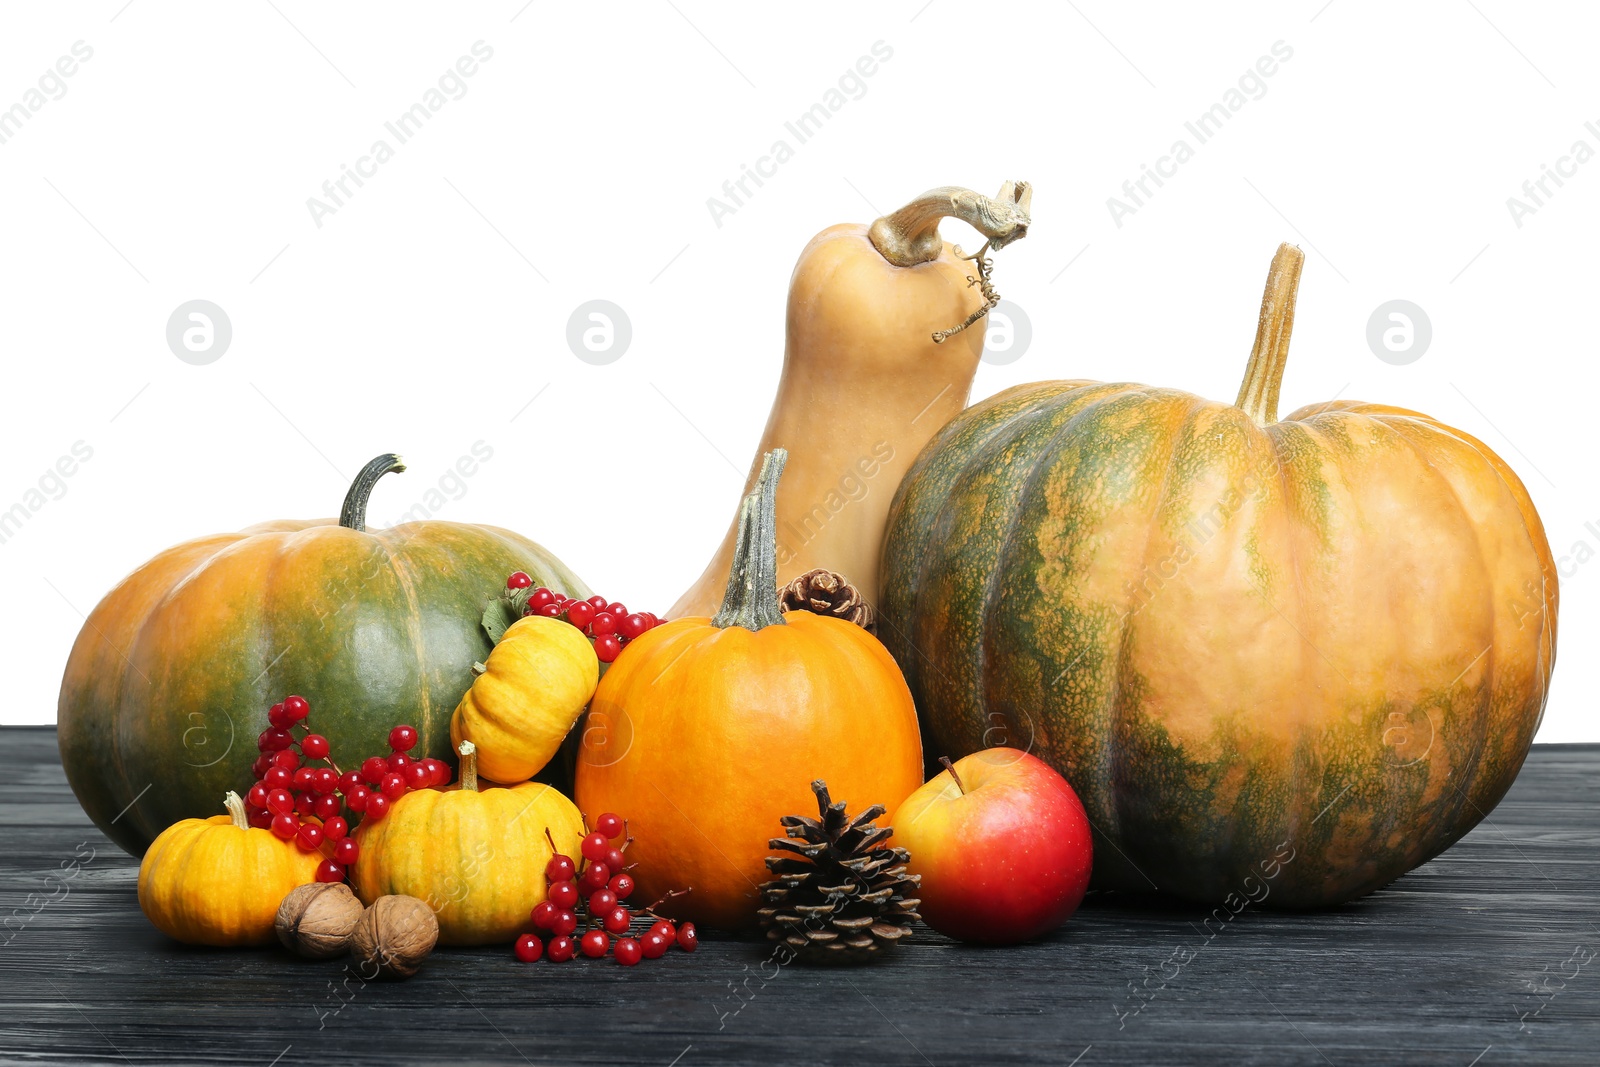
756 780 920 964
778 569 875 630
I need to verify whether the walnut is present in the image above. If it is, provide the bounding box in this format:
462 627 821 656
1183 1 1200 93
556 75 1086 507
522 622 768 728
274 882 364 959
349 895 439 979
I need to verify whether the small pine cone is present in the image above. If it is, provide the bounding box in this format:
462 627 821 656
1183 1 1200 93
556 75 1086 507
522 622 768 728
756 780 920 965
779 570 875 631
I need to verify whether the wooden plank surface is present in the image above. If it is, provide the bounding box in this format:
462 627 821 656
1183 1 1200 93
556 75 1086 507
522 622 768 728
2 726 1596 1066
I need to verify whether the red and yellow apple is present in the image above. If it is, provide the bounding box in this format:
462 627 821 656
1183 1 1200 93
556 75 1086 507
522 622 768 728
891 748 1093 944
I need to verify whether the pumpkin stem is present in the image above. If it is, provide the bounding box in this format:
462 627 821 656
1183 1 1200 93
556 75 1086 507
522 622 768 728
869 182 1032 268
1234 243 1305 426
339 454 407 532
457 740 479 793
223 790 250 831
938 756 967 796
712 449 788 632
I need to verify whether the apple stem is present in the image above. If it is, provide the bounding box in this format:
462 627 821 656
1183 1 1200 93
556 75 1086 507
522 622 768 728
938 756 967 796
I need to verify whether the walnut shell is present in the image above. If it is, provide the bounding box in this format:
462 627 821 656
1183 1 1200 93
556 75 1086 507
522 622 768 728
274 882 364 959
350 895 439 980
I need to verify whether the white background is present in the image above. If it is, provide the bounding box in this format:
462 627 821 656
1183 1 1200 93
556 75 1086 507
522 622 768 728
0 2 1592 738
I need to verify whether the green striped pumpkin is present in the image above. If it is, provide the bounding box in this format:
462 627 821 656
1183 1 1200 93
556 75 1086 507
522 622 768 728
878 246 1557 907
57 455 588 857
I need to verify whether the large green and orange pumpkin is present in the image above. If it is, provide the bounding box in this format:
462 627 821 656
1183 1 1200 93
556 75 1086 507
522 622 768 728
58 454 588 856
879 245 1557 908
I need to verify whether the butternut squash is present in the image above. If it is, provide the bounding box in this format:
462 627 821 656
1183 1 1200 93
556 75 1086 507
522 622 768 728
670 182 1032 618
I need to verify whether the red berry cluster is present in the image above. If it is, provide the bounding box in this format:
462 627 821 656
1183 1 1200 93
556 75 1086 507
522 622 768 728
511 811 699 966
505 572 665 664
245 697 451 883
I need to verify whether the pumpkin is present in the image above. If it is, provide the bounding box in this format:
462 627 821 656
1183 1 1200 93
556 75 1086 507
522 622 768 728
58 453 588 858
138 791 324 946
450 615 599 784
670 182 1032 617
879 244 1558 909
350 741 585 945
577 448 925 930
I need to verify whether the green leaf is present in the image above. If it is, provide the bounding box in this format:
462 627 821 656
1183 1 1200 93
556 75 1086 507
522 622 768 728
481 586 533 646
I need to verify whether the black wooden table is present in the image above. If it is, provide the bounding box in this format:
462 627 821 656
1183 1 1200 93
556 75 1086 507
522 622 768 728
3 727 1596 1066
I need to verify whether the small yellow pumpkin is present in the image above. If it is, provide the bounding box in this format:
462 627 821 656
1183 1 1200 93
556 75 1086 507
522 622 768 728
350 741 585 945
450 615 599 783
137 791 324 946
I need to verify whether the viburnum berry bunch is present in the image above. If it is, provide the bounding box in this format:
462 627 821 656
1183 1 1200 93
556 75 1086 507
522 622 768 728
244 695 452 884
502 572 665 664
511 811 699 966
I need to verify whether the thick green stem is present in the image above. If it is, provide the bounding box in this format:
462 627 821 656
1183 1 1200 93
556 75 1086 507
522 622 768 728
1234 243 1304 426
712 449 788 631
340 454 407 532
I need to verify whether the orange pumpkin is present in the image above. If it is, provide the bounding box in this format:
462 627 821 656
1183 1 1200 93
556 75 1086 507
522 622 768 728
576 449 924 930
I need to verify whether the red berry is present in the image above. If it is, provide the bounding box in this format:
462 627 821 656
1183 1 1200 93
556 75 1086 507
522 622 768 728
251 754 273 779
312 794 342 820
578 862 610 893
301 734 330 760
531 901 558 930
271 813 299 840
323 816 349 842
580 833 609 863
388 752 412 773
261 767 292 790
247 808 274 830
271 750 301 772
588 889 617 914
404 762 431 790
312 768 340 794
421 758 450 786
346 785 371 813
360 757 390 784
603 847 626 872
333 838 359 865
507 571 533 590
537 603 563 618
294 791 317 816
529 587 555 608
619 614 650 640
678 923 699 952
338 770 363 794
603 907 631 934
259 728 293 752
549 881 579 910
594 812 624 840
546 935 575 962
595 634 622 663
295 823 325 851
514 932 543 962
265 788 295 815
546 853 576 883
581 930 609 958
246 782 271 809
364 793 390 820
589 612 616 636
283 695 310 722
314 860 344 883
388 725 418 752
292 767 317 791
380 773 407 799
614 937 642 966
605 601 627 618
550 909 578 937
566 601 595 628
587 595 608 610
649 919 676 944
268 702 291 728
609 874 635 900
641 932 669 959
